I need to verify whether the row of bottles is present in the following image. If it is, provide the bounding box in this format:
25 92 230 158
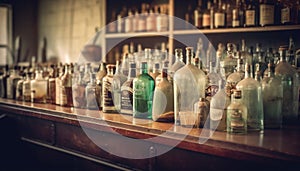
183 0 300 29
0 38 299 135
108 3 169 33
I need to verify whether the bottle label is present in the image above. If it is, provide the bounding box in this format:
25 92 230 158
245 10 255 26
103 80 115 109
121 86 133 115
259 4 274 26
202 14 210 27
232 20 240 27
205 84 219 98
23 83 31 101
214 12 225 27
281 7 291 24
61 87 73 106
227 109 246 130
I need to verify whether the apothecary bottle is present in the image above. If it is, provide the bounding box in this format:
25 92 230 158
86 73 101 110
22 72 33 102
0 65 9 98
73 69 87 108
226 90 247 134
205 62 222 102
220 43 237 79
152 68 174 122
60 64 73 107
6 65 22 99
102 64 117 113
16 72 26 101
48 65 59 104
210 80 230 131
193 97 210 128
121 63 136 115
262 62 283 128
55 64 64 105
31 70 47 103
225 58 244 98
133 62 155 119
173 47 206 126
112 61 127 112
169 48 185 79
236 63 264 131
259 0 275 26
275 46 299 124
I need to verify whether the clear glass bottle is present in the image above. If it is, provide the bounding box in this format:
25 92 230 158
220 43 238 79
262 62 283 128
193 97 210 128
173 47 206 126
0 65 9 98
121 63 136 115
275 46 299 124
6 65 22 99
236 63 264 131
112 61 127 112
225 58 245 98
169 48 185 79
55 64 64 105
152 68 174 122
48 65 59 104
83 63 91 84
72 68 87 108
31 69 47 103
125 10 133 33
86 73 101 110
146 8 156 31
22 72 33 102
60 64 73 107
16 72 25 101
102 64 117 113
205 62 222 102
210 80 231 131
133 62 155 119
226 90 247 134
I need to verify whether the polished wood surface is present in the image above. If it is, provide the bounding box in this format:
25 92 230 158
0 98 300 164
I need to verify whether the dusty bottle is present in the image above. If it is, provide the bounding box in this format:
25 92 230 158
193 97 210 128
0 65 9 98
275 46 299 124
6 65 22 99
22 72 33 102
173 47 206 126
86 73 101 110
169 48 185 79
121 63 136 115
60 64 73 107
225 58 245 98
262 62 283 128
31 69 47 103
102 65 117 113
220 43 237 79
152 68 174 122
72 68 87 108
133 62 155 119
48 65 58 104
226 90 247 134
236 63 264 131
149 63 160 82
210 80 230 131
112 61 127 112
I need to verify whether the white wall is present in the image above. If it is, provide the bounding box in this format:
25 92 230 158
38 0 105 63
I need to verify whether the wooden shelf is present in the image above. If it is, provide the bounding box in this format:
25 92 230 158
105 31 170 39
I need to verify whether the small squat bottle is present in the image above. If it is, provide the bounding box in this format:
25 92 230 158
227 90 247 134
31 70 47 103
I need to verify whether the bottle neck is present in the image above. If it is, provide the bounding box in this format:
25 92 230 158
128 68 136 79
107 68 114 76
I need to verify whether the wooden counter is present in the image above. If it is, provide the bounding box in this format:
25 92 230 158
0 98 300 170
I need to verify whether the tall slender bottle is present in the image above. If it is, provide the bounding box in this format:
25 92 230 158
86 73 101 110
102 65 117 113
275 46 299 124
22 72 33 102
220 43 238 79
225 58 245 98
48 65 58 104
152 68 174 122
226 90 247 134
60 64 73 107
31 69 47 103
72 68 87 108
121 63 136 115
236 63 264 131
112 61 127 112
169 49 185 79
262 62 283 128
205 62 222 102
173 47 206 126
133 62 155 119
6 65 22 99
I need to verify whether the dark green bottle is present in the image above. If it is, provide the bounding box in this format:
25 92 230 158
133 62 155 119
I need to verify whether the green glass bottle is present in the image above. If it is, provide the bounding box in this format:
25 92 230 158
133 62 155 119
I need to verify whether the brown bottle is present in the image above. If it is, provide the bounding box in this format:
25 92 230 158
60 64 73 107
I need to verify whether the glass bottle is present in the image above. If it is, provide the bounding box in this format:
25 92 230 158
0 65 9 98
48 65 59 104
226 90 247 134
152 68 174 122
214 0 226 28
262 62 283 128
226 1 233 28
210 80 231 131
245 0 258 27
125 10 133 33
281 0 294 25
259 0 275 26
173 47 206 126
146 8 156 32
86 73 101 110
193 97 210 128
225 58 245 98
112 61 127 112
31 69 47 103
156 6 169 32
22 72 33 102
60 64 73 107
6 65 22 99
205 62 222 102
220 43 238 79
102 64 117 113
169 48 185 79
83 63 91 84
96 62 107 85
202 0 212 29
16 72 25 101
55 64 64 105
149 63 160 81
121 63 136 115
194 0 204 29
236 63 264 131
232 0 242 27
72 68 87 108
275 46 299 124
133 62 155 119
108 10 117 33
